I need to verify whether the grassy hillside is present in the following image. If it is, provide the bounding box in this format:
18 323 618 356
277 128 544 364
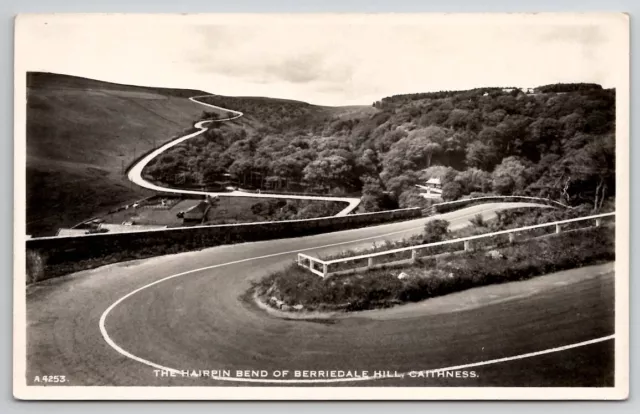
197 94 377 133
26 72 217 236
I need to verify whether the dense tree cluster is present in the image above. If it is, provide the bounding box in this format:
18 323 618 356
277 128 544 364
144 83 615 213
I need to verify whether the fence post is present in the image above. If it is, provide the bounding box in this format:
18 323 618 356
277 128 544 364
322 262 328 278
508 233 515 244
555 224 561 234
595 218 602 227
411 249 418 263
367 257 374 268
464 240 471 251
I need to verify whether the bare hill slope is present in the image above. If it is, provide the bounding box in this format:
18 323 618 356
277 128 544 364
26 72 212 236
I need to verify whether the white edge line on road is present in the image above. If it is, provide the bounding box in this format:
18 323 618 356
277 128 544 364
127 96 360 216
98 203 612 384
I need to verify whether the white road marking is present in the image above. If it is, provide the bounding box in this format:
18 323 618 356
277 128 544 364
112 91 567 383
127 96 361 216
98 203 610 384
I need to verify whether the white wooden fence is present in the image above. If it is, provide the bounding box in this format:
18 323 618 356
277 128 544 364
297 212 615 278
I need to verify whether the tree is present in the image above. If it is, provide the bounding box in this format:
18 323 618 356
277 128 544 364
444 130 476 155
491 156 532 195
465 140 499 171
302 155 353 192
422 141 443 168
383 127 446 172
228 158 254 186
560 134 615 211
408 125 448 145
201 159 225 184
529 133 614 209
381 143 418 177
374 128 407 153
397 188 432 209
359 176 386 212
484 109 507 126
419 109 449 126
271 155 306 189
559 112 586 139
496 115 531 155
445 109 470 129
455 167 492 194
584 110 610 134
441 181 464 201
356 148 380 177
527 117 562 156
385 172 419 199
423 219 450 243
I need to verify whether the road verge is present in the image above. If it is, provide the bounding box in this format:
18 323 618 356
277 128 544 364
253 226 614 313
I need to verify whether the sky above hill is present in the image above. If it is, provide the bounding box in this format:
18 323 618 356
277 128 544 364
16 13 627 106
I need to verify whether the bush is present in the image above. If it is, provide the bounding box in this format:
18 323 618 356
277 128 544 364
469 213 486 227
423 219 450 243
26 250 46 284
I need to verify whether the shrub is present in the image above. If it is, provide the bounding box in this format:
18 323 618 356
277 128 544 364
469 213 486 227
423 219 450 243
26 250 46 284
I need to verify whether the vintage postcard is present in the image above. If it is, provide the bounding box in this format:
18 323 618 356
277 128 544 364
13 13 629 400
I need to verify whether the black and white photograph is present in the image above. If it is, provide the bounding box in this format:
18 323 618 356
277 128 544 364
13 13 629 400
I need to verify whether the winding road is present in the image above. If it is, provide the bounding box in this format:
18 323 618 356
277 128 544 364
22 96 616 392
25 202 615 388
127 96 361 216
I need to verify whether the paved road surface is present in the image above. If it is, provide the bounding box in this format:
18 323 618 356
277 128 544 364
127 96 361 216
26 202 614 387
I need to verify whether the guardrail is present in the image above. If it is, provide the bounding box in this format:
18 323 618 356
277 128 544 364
297 212 615 278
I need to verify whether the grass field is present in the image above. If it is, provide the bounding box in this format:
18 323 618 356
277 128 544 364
26 72 219 236
95 196 348 228
100 199 202 227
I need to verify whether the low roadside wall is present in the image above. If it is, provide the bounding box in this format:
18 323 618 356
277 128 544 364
432 196 568 214
25 207 422 283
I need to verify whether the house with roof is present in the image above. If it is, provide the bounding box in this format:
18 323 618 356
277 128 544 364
425 177 442 191
415 177 444 200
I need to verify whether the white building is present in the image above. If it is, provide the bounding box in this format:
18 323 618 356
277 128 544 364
425 177 442 190
415 177 443 200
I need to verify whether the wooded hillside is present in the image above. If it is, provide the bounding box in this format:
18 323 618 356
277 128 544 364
147 83 615 213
